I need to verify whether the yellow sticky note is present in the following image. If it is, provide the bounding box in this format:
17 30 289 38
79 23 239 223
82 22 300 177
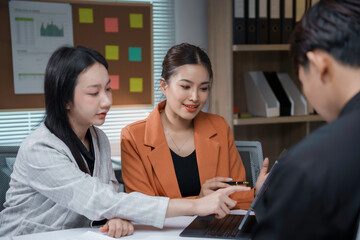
79 8 93 24
129 13 143 28
130 78 143 92
105 45 119 60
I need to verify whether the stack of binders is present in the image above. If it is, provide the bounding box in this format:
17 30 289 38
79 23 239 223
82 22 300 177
233 0 318 44
244 71 307 117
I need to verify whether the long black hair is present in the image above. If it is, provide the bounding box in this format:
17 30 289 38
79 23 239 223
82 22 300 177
44 46 108 174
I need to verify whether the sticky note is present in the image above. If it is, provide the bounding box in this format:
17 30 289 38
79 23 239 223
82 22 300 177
105 45 119 60
129 47 142 61
79 8 93 23
104 17 118 32
129 13 143 28
129 78 143 92
109 75 119 90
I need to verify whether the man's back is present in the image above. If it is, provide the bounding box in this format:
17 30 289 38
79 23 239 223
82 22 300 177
252 92 360 239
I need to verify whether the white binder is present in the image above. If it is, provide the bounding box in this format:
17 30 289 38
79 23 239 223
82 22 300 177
244 71 280 117
277 73 307 115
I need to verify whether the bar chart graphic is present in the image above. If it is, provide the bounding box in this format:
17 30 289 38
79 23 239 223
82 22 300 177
40 22 64 37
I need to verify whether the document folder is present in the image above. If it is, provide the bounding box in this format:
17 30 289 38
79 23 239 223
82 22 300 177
295 0 306 22
247 0 257 44
311 0 320 6
269 0 281 43
233 0 246 44
257 0 268 44
244 71 280 117
263 71 291 116
277 73 307 115
282 0 293 43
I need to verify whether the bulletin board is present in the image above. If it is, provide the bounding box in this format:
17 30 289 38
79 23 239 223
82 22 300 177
0 0 153 109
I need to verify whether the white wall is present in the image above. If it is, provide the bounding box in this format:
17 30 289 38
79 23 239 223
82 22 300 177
174 0 208 51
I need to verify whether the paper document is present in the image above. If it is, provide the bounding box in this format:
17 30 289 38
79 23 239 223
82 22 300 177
9 1 73 94
63 231 114 240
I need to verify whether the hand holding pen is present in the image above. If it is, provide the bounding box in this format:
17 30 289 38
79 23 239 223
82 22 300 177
198 177 249 198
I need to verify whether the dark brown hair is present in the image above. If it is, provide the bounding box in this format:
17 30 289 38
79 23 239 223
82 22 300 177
290 0 360 70
161 43 213 85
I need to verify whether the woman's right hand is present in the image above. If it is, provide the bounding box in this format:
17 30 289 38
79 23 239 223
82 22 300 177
195 186 251 218
166 186 250 218
198 177 233 198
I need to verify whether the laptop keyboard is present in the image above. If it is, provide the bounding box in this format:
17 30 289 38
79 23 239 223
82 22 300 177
203 214 243 238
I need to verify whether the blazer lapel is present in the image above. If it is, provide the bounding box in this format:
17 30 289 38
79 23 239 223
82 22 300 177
147 142 181 198
144 101 182 198
194 112 220 184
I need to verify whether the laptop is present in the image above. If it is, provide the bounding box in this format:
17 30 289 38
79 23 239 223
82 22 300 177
180 160 280 239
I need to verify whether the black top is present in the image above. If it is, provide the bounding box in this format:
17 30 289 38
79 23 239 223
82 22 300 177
252 92 360 240
170 149 201 197
75 129 95 175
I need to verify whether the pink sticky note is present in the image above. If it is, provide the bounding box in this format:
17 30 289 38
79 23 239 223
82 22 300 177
104 18 118 33
109 75 119 90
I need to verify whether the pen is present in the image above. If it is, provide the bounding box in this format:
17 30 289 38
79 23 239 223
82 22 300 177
226 181 249 186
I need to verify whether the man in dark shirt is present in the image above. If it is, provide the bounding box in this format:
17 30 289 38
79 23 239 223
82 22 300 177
252 1 360 239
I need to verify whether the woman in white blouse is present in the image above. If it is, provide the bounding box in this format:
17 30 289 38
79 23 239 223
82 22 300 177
0 46 250 238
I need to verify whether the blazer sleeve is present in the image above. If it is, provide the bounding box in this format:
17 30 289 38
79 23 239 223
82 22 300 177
18 138 169 229
121 126 158 196
225 120 254 209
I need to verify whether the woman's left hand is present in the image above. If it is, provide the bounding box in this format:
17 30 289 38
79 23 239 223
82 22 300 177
99 218 134 238
199 177 233 198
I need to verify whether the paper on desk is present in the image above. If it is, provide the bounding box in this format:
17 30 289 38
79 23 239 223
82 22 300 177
63 231 114 240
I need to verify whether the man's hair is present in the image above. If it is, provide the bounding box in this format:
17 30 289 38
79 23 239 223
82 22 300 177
291 0 360 69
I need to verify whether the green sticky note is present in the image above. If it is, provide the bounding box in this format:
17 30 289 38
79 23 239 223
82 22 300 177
129 47 142 61
129 78 143 92
79 8 93 23
129 13 143 28
105 45 119 60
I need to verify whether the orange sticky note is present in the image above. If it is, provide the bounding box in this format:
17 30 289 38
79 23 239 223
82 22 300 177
129 78 143 92
109 75 119 90
104 17 118 32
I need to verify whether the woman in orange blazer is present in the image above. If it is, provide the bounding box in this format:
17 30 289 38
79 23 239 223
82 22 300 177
121 43 268 209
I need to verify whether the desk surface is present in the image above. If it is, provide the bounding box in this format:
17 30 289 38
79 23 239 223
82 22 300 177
0 210 249 240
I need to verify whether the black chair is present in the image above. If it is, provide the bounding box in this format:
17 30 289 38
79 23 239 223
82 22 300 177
235 141 263 188
0 146 19 212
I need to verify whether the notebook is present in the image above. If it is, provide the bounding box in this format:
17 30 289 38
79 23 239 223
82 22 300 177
180 160 279 239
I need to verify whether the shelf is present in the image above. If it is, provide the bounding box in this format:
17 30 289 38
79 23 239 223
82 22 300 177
233 115 324 126
232 44 290 52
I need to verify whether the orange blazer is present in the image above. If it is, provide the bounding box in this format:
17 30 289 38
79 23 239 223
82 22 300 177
121 101 254 209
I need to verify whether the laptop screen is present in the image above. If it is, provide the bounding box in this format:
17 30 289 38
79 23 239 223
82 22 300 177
238 160 279 231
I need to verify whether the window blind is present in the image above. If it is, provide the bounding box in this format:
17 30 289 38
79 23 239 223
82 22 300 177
0 0 175 156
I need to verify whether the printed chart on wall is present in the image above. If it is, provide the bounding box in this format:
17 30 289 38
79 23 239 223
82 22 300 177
9 1 73 94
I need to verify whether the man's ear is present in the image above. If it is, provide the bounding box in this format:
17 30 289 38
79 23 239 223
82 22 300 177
306 50 331 84
65 102 71 110
160 78 167 95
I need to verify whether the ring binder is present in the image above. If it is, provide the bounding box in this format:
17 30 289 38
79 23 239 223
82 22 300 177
269 0 281 44
257 0 268 44
233 0 246 44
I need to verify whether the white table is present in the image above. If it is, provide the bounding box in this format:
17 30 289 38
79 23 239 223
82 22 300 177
1 210 249 240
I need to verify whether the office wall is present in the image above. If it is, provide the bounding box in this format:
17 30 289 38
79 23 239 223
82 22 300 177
174 0 208 51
